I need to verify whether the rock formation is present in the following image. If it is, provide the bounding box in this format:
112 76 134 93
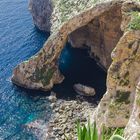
73 84 96 96
29 0 53 32
12 0 124 91
12 0 140 139
124 81 140 140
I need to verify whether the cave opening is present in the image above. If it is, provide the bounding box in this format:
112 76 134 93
53 4 123 102
53 43 107 102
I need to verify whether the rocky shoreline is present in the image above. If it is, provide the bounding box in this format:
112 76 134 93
27 93 96 140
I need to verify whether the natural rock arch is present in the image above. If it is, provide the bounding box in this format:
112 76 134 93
12 0 124 91
68 4 123 70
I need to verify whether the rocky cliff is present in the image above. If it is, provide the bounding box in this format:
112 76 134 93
29 0 53 31
12 0 140 139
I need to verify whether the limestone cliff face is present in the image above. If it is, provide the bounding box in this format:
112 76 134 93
69 5 123 69
94 2 140 139
12 0 140 139
95 29 140 126
124 81 140 140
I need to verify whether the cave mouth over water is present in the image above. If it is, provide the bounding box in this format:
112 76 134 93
53 43 107 102
53 4 124 101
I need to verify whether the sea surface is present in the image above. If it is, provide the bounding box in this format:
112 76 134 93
0 0 51 139
0 0 106 139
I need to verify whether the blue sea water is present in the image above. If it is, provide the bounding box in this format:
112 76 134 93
0 0 51 139
0 0 107 139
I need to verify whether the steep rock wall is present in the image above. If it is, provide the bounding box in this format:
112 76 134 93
95 30 140 127
124 81 140 140
69 5 123 69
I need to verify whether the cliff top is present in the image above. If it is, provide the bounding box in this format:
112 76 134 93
51 0 114 32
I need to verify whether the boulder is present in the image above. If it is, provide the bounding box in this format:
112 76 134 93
73 84 95 96
48 91 57 103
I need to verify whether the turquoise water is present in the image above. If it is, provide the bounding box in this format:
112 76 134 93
0 0 51 139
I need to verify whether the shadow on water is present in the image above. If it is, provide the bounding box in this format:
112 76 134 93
52 43 107 103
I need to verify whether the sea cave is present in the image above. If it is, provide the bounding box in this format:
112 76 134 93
52 4 123 100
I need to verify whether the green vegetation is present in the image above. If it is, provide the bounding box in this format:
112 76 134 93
115 90 130 104
119 72 130 86
75 120 125 140
119 79 129 86
104 127 124 140
30 67 55 86
77 120 98 140
136 99 140 106
54 0 99 23
41 68 55 86
110 135 125 140
136 89 140 106
128 11 140 30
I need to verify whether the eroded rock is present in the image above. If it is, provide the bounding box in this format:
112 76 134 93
94 30 140 128
69 4 123 69
48 91 57 103
124 81 140 140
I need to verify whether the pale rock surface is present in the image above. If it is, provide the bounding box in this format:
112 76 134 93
73 84 96 96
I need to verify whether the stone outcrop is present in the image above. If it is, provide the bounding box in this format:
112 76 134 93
95 30 140 127
12 0 140 139
29 0 53 32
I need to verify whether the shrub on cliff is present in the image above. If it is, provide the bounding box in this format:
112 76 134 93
76 120 125 140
